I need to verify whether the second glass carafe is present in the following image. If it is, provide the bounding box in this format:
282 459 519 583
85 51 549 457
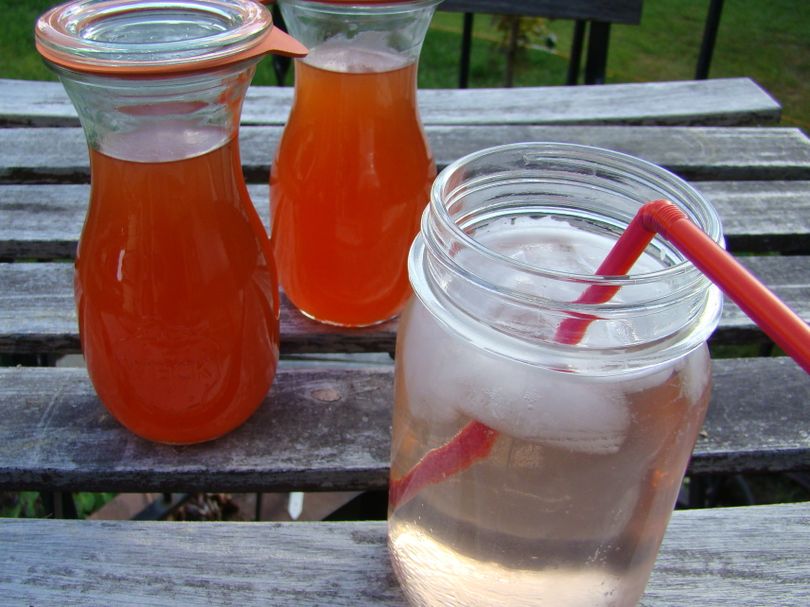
271 0 440 327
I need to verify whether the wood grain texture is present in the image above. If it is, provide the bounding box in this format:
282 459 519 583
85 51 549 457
3 180 809 260
3 125 810 185
1 503 808 606
410 79 781 126
2 257 808 355
692 357 810 475
0 365 394 493
693 180 810 253
0 78 780 128
411 125 810 183
0 358 807 493
642 502 810 606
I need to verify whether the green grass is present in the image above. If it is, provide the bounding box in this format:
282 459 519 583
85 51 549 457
3 1 808 129
0 490 116 518
0 0 54 81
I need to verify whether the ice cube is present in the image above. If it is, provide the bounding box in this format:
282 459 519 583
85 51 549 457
453 350 631 455
399 302 464 425
402 297 632 453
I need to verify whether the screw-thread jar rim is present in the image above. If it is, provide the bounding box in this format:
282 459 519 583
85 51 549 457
411 142 724 372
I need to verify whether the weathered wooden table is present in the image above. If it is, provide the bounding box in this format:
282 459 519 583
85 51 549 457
1 77 809 605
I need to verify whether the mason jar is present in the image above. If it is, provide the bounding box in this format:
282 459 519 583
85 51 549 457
388 142 724 606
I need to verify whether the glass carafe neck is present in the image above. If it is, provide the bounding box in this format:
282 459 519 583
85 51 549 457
56 61 256 162
36 0 306 163
278 0 439 71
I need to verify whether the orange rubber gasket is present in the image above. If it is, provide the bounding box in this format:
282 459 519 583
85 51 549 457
36 8 307 75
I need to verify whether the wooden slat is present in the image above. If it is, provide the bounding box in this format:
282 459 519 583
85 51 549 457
0 357 807 493
692 357 810 475
1 256 808 356
410 79 781 126
412 125 810 183
0 262 398 355
0 78 780 128
0 184 87 260
1 125 808 185
3 180 809 260
0 365 393 493
1 503 809 606
693 181 810 253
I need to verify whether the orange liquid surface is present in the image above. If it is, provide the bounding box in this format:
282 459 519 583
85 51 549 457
270 57 436 326
77 138 280 444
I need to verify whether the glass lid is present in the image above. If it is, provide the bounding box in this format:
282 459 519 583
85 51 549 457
36 0 306 74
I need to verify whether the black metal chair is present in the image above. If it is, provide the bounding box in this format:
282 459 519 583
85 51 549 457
269 1 644 87
440 0 644 86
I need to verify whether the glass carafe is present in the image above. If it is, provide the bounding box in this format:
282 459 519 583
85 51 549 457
271 0 440 327
35 0 306 444
388 143 724 606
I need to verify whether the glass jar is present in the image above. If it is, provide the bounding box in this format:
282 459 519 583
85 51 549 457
388 143 724 606
270 0 440 327
35 0 306 444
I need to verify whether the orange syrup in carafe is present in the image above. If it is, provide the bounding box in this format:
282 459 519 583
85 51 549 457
270 47 436 326
76 134 280 444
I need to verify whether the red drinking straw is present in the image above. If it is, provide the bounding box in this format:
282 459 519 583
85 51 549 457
389 199 810 509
